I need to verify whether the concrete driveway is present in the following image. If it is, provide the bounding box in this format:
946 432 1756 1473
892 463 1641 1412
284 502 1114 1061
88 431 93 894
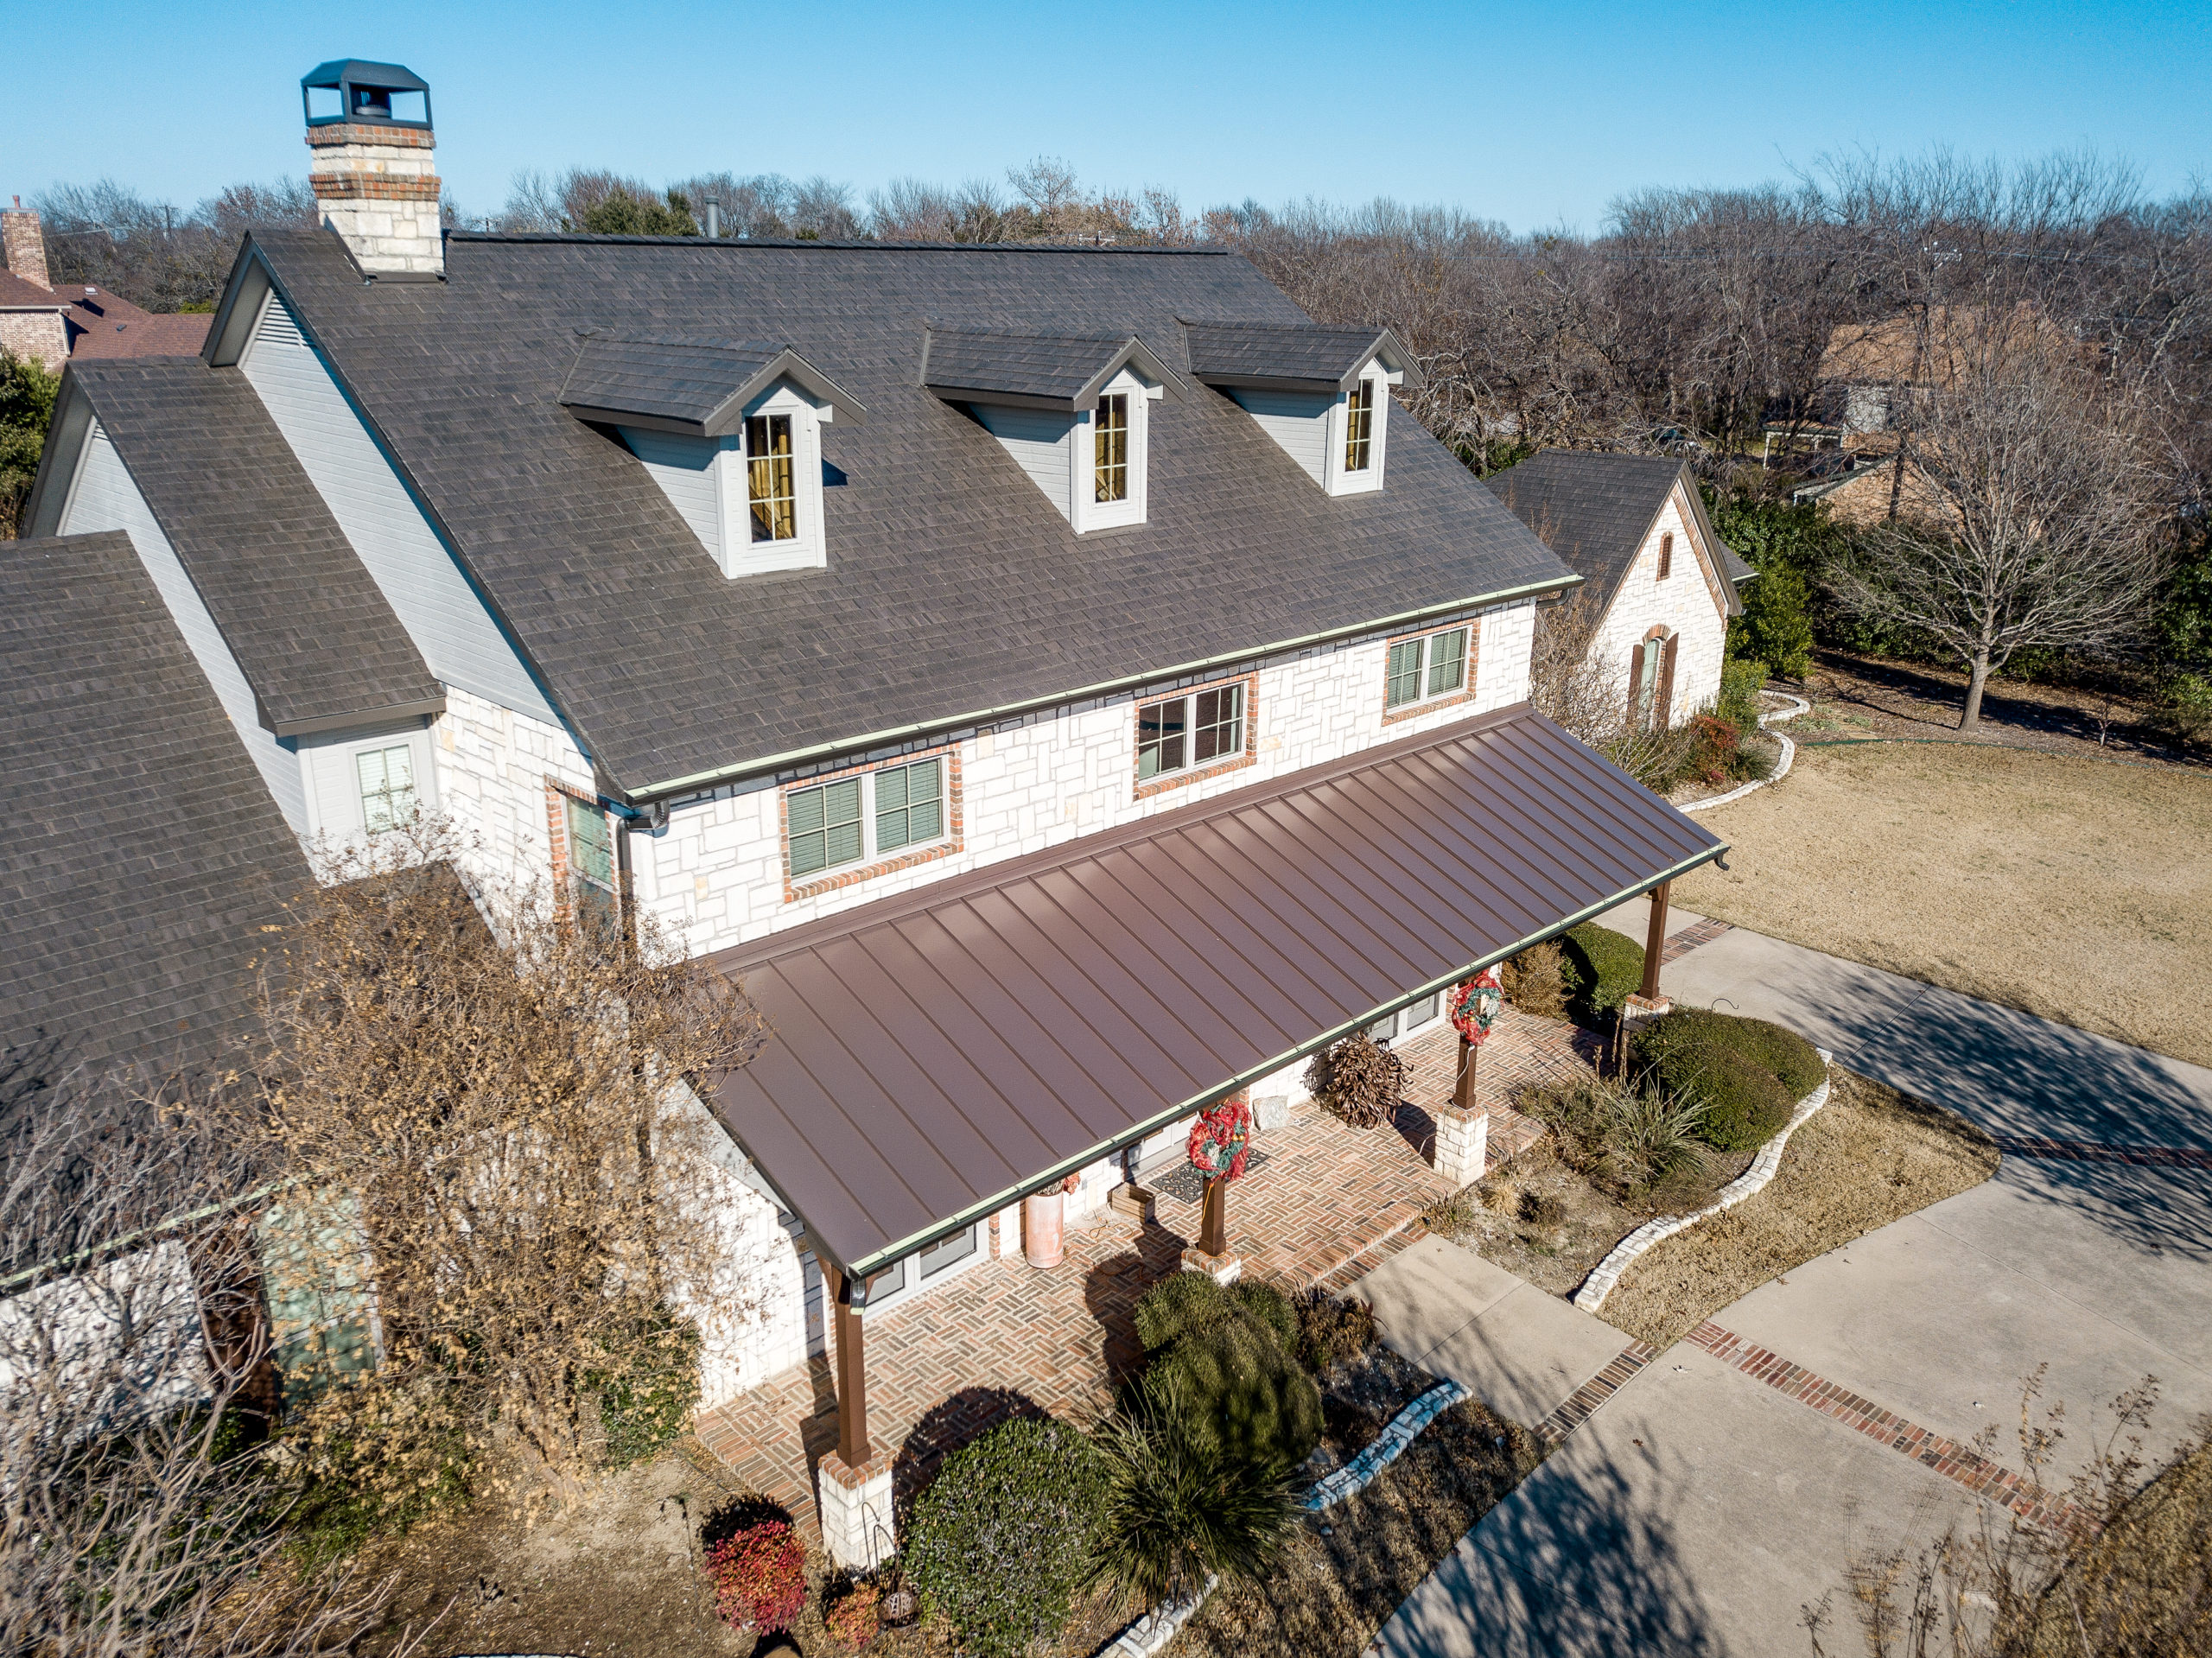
1370 916 2212 1657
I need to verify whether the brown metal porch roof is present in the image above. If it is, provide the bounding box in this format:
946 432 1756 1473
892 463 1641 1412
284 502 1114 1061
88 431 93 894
709 703 1725 1276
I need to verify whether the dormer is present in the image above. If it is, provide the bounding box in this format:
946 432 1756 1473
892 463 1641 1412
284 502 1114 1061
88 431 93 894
560 334 867 577
922 327 1184 534
1183 321 1423 497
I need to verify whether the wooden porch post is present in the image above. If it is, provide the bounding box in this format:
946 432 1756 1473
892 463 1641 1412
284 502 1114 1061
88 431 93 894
1640 880 1671 1002
829 1265 871 1468
1453 1032 1478 1114
1198 1174 1229 1258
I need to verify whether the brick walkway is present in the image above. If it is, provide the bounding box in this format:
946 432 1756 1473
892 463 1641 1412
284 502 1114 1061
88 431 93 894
693 1008 1605 1535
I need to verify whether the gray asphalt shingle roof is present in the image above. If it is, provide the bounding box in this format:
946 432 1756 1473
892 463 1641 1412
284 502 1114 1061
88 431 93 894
0 532 310 1077
918 326 1177 409
245 229 1575 797
1182 321 1416 390
1484 449 1749 616
70 359 442 736
558 334 866 435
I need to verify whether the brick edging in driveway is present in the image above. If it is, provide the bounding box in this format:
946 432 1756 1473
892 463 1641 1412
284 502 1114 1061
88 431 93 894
1993 1135 2212 1170
1535 1341 1659 1445
1688 1322 2087 1534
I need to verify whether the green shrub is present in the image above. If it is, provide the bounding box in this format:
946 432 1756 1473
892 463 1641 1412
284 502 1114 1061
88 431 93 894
588 1301 702 1469
1560 922 1644 1018
2157 673 2212 743
1131 1274 1322 1471
1087 1380 1299 1608
1730 562 1816 679
1717 657 1768 734
905 1415 1108 1658
1633 1008 1823 1153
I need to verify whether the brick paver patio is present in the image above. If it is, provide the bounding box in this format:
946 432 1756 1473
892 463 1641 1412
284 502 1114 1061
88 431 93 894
692 1007 1599 1535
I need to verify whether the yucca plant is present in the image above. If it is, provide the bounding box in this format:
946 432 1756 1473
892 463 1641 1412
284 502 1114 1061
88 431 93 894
1086 1378 1300 1609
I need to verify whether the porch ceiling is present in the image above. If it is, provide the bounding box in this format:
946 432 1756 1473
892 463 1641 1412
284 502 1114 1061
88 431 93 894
706 703 1725 1277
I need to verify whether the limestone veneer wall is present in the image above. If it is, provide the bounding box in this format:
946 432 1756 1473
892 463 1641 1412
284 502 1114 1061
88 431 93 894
430 684 595 900
1585 486 1731 725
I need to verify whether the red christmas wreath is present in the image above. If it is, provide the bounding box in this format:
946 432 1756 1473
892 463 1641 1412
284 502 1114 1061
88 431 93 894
1186 1095 1255 1182
1448 966 1505 1045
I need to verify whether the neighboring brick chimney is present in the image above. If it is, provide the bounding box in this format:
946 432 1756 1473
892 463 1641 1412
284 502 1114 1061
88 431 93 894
3 199 53 289
301 60 442 277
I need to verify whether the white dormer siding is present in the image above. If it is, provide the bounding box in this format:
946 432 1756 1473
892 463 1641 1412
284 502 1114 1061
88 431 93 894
238 293 563 727
969 365 1163 534
1230 372 1397 497
620 378 830 578
56 422 310 830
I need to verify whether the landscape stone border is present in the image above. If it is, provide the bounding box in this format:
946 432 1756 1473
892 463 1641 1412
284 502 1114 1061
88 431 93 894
1096 1380 1471 1656
1572 1048 1834 1312
1681 689 1810 813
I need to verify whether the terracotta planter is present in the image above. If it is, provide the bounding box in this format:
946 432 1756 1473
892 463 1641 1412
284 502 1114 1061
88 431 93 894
1023 1190 1065 1268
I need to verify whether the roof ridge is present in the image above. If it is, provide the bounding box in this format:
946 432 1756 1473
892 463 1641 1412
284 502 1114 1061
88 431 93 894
448 232 1231 256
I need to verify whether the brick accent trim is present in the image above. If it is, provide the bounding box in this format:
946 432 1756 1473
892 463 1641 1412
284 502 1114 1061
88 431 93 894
1688 1323 2088 1534
545 777 607 914
1131 672 1260 800
1535 1341 1658 1445
310 177 443 202
1658 918 1734 963
1379 620 1480 726
306 124 437 149
782 743 963 903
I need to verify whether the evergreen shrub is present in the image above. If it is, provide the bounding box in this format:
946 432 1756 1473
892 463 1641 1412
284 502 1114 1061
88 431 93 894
1560 922 1644 1018
1632 1007 1824 1153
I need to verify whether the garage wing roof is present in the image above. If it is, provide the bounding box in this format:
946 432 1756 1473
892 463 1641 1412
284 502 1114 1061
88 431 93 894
709 702 1724 1276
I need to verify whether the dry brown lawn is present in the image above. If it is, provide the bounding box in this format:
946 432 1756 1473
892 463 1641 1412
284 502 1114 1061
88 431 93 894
1598 1070 1999 1350
1675 742 2212 1067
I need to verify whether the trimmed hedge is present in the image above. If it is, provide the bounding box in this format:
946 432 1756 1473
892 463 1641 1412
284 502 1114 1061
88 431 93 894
905 1415 1108 1658
1131 1274 1321 1471
1632 1007 1824 1153
1560 922 1645 1018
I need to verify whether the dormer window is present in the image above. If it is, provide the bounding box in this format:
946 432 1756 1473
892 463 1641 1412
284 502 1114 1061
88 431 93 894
1184 322 1423 499
922 327 1183 534
558 334 866 580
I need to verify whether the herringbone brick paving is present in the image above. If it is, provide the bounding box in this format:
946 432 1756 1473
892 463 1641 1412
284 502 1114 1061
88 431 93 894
694 1008 1603 1537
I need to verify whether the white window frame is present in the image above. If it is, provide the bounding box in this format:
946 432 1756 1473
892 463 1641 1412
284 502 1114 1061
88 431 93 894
712 378 831 577
1323 369 1399 497
857 1218 988 1315
1071 366 1161 532
1135 681 1248 783
1368 990 1443 1043
1382 625 1472 713
296 723 440 843
785 753 950 883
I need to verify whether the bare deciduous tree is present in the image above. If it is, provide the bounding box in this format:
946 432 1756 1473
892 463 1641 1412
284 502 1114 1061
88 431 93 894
1832 342 2167 730
251 822 768 1517
1528 588 1702 787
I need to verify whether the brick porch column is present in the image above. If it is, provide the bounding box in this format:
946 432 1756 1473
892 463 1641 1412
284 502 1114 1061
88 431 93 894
816 1265 893 1570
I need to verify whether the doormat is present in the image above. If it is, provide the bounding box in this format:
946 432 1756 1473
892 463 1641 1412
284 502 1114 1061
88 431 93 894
1151 1152 1271 1205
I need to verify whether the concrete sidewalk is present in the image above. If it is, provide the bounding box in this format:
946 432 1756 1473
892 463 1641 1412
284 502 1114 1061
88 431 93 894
1592 901 2212 1150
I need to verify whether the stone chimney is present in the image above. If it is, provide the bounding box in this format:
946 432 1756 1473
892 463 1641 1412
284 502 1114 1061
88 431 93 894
301 60 442 277
3 199 53 289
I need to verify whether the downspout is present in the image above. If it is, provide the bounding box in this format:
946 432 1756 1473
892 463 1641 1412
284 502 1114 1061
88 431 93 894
604 797 667 952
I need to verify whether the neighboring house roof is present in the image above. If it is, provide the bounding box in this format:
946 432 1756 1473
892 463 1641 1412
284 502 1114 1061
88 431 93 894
213 228 1573 797
0 274 214 359
0 269 66 311
1820 303 2079 389
1483 449 1750 616
711 700 1724 1275
67 359 443 736
0 531 311 1078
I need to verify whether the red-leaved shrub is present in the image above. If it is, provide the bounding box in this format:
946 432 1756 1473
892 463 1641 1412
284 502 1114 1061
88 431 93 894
703 1519 806 1633
824 1582 882 1649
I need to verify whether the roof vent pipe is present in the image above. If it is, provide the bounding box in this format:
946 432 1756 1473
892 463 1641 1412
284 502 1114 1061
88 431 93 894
703 200 721 238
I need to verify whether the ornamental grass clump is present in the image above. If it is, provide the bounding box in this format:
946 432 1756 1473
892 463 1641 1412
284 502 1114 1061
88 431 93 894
702 1519 806 1633
1305 1032 1406 1129
905 1415 1108 1658
1522 1074 1710 1196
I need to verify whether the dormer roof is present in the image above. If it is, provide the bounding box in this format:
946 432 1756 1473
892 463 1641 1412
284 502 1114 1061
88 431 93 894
1183 321 1425 394
920 326 1185 411
559 334 867 435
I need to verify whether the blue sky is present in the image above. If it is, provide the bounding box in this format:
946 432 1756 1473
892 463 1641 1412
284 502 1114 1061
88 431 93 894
6 0 2207 232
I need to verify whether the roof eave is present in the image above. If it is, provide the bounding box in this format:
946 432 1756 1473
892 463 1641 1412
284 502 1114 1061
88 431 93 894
263 693 448 740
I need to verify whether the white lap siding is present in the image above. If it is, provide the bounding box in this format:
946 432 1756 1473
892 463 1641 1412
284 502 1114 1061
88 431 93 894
639 599 1537 955
1586 486 1730 725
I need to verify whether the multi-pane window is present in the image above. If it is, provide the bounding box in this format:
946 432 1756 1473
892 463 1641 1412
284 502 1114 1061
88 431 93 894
747 413 798 543
787 756 949 881
356 745 417 834
1367 991 1442 1042
563 792 617 928
1383 627 1471 711
1137 683 1244 781
1344 380 1375 473
1094 393 1129 504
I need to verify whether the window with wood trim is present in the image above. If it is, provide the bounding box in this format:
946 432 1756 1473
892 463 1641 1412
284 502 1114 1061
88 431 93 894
1094 393 1130 504
1138 682 1244 781
747 413 798 543
1383 626 1471 711
1344 380 1375 472
563 792 619 929
786 754 950 883
1656 530 1674 581
1630 629 1679 730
